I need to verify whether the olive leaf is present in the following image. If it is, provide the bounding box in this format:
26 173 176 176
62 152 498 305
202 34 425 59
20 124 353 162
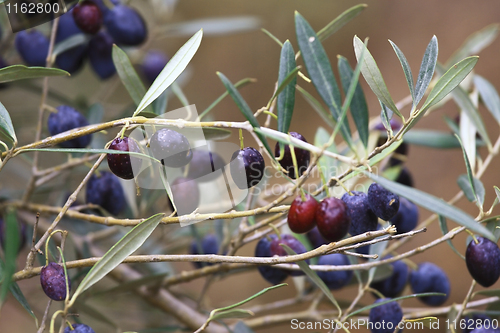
134 29 203 116
112 45 147 107
414 36 438 106
363 171 495 240
276 40 297 134
71 213 165 301
0 65 69 83
0 209 20 304
338 55 369 147
217 72 273 156
0 101 16 143
353 36 402 119
296 12 351 142
389 40 415 102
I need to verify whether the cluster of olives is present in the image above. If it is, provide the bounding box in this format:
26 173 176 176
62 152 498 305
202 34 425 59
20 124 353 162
15 0 148 78
40 98 500 333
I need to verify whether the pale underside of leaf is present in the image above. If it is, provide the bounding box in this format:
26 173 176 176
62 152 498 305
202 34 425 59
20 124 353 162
363 171 495 241
353 36 402 119
414 36 438 106
421 57 478 114
134 30 203 115
71 213 165 300
0 101 16 142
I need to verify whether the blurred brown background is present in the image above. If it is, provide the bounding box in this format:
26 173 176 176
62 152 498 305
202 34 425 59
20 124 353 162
2 0 500 332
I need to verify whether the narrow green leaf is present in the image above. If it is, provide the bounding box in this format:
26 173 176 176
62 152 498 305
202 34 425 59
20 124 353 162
134 30 202 116
402 130 460 149
211 309 253 321
217 72 273 156
171 82 189 107
402 128 484 149
201 127 232 140
446 78 492 149
295 12 351 141
346 293 446 319
353 36 402 119
276 41 297 134
296 85 335 128
456 135 478 203
159 169 176 213
347 256 362 285
420 57 478 113
486 301 500 313
0 65 69 83
332 40 366 152
75 300 119 329
474 289 500 297
380 101 394 135
438 215 465 260
457 174 485 207
216 72 258 128
383 166 404 182
199 78 254 120
445 114 460 133
212 283 286 314
52 34 88 58
273 67 300 105
9 281 38 325
414 36 438 106
317 4 367 42
474 75 500 125
367 263 393 283
315 127 339 178
71 213 165 300
338 55 369 147
446 24 500 68
261 28 283 47
130 111 157 119
0 101 16 143
153 90 169 116
120 177 138 216
112 45 147 107
0 209 19 304
86 103 104 125
485 215 500 242
281 244 342 314
495 186 500 202
293 4 367 59
389 40 415 102
459 105 477 173
362 172 495 241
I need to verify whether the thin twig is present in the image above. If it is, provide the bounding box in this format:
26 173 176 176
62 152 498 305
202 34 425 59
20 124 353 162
36 299 53 333
22 17 60 202
24 154 106 270
454 280 476 323
7 201 291 226
14 227 397 281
